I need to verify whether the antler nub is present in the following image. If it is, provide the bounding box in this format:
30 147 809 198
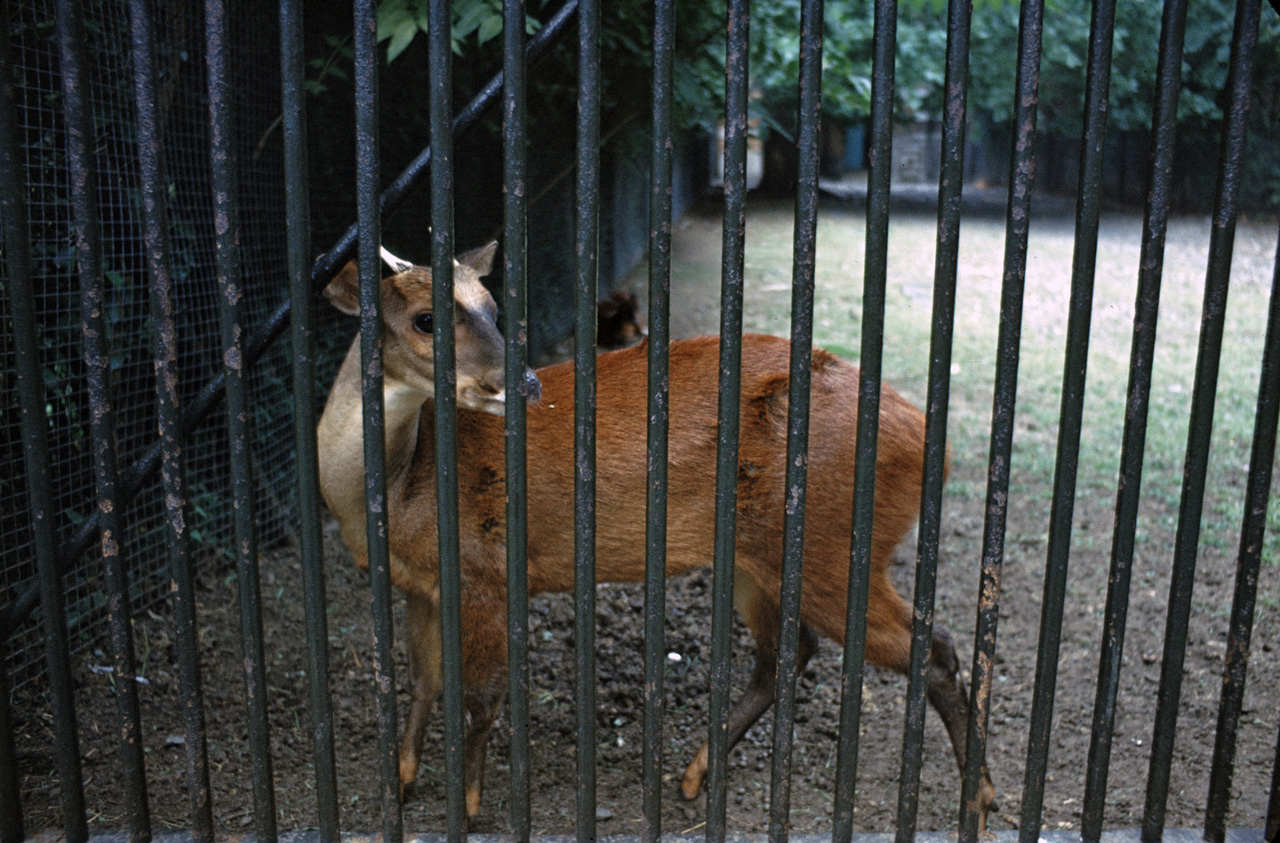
380 246 415 274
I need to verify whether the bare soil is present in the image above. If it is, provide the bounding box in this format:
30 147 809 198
13 199 1279 836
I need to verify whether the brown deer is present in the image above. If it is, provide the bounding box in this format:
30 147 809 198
316 243 998 826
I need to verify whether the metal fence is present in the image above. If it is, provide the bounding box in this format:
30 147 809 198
1 0 1278 841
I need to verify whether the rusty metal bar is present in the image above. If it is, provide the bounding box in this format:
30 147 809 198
642 0 675 838
127 0 216 835
767 0 823 837
1141 1 1262 839
1269 723 1280 841
206 2 278 837
1204 220 1280 841
352 0 402 838
503 0 533 839
425 0 467 836
56 0 153 838
0 656 20 843
962 1 1043 840
832 1 895 837
574 0 602 837
895 0 970 834
1079 0 1187 835
0 10 87 837
707 0 750 838
280 0 340 837
1038 3 1120 840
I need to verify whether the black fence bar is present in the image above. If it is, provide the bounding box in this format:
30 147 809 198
1045 4 1120 839
503 0 532 839
280 0 340 837
0 658 20 843
766 0 823 836
206 2 279 837
574 0 602 837
1080 0 1187 835
426 0 465 836
964 2 1043 841
1269 723 1280 841
0 0 582 650
894 0 969 834
56 0 153 838
352 0 401 838
642 0 675 838
127 0 216 835
0 16 88 838
707 0 750 837
1204 219 1280 840
831 1 895 838
1141 0 1261 838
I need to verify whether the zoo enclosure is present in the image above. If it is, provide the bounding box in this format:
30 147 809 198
1 0 1279 842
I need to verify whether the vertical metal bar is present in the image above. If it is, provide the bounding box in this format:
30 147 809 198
1204 221 1280 841
426 0 466 838
352 0 402 839
642 0 675 839
1141 1 1261 839
56 0 153 838
707 0 749 838
959 3 1043 841
1269 720 1280 843
503 0 532 839
831 1 895 837
767 0 823 838
1079 0 1187 835
127 0 215 836
280 0 340 837
0 656 21 843
206 3 279 838
1 18 88 839
574 0 601 837
894 0 969 834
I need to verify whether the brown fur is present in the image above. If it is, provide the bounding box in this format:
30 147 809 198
317 249 997 826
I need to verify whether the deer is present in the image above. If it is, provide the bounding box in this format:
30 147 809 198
316 243 998 827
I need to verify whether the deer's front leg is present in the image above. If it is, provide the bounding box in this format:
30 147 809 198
400 591 443 794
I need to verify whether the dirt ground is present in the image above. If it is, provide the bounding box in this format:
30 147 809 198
13 199 1280 836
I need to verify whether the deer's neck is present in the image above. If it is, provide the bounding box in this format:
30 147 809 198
317 337 433 562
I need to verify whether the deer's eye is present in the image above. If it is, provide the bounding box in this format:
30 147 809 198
413 312 434 334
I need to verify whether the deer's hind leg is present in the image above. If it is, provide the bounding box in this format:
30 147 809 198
862 578 998 828
463 673 506 818
680 573 819 800
923 622 998 823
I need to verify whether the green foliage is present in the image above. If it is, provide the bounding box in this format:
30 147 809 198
376 0 545 61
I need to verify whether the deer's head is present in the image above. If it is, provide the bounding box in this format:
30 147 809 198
324 242 541 413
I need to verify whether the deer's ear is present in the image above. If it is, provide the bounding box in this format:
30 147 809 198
324 262 362 315
455 241 498 277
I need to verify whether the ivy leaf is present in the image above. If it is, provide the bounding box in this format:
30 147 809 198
477 13 503 45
